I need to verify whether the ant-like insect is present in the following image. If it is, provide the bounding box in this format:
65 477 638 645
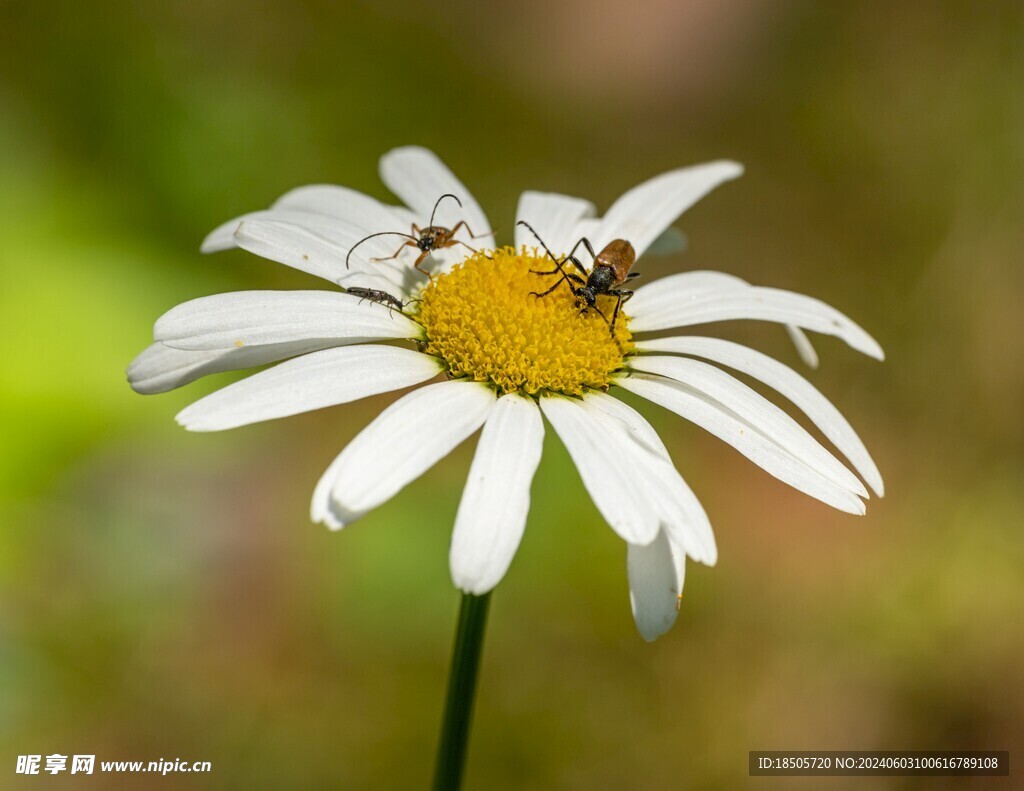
517 220 640 334
345 193 490 275
345 286 415 317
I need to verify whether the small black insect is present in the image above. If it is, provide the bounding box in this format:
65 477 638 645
345 194 490 275
345 286 410 316
517 220 640 333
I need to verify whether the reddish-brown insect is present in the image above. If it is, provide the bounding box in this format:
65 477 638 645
346 193 490 275
517 220 640 333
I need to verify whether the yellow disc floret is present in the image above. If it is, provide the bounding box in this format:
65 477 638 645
415 247 632 395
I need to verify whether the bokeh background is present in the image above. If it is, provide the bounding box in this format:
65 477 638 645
2 1 1022 788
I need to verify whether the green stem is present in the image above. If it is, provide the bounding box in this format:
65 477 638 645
433 592 492 791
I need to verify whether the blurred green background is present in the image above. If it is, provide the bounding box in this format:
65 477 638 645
1 1 1022 788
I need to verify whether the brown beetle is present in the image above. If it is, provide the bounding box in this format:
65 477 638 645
346 193 490 275
518 220 640 333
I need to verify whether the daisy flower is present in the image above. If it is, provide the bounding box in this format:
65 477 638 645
128 146 883 641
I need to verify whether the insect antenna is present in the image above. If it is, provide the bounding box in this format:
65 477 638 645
516 220 561 265
346 231 419 269
429 193 463 228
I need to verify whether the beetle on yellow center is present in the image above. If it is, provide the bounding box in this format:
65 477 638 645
518 221 640 334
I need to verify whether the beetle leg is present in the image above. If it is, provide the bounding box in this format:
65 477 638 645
412 249 434 277
585 302 610 324
529 277 569 299
608 289 634 334
564 238 597 270
371 239 418 263
449 239 480 255
531 256 587 277
448 220 493 241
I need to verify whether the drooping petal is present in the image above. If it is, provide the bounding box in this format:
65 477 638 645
450 393 544 595
513 191 596 255
628 528 686 642
127 339 343 395
626 270 819 368
539 394 661 545
154 290 424 351
635 336 884 496
586 161 743 257
175 345 442 431
629 280 884 361
311 380 496 530
580 391 717 565
616 373 867 515
786 325 819 369
379 146 496 250
627 356 867 497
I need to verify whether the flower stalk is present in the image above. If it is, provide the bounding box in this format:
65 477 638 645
433 592 492 791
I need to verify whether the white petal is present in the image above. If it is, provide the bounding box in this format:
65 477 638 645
627 270 817 366
580 391 717 565
628 528 686 642
201 210 353 257
154 290 423 351
450 394 544 594
587 161 743 257
576 219 688 257
513 191 596 254
127 339 343 395
627 270 749 315
272 184 417 228
629 281 884 361
635 336 883 496
336 270 421 298
627 356 867 497
312 380 496 530
616 373 866 514
786 325 819 369
379 146 496 249
539 394 661 545
175 345 442 431
230 218 420 295
201 184 415 251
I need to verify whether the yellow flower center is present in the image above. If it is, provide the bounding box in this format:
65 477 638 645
415 247 632 395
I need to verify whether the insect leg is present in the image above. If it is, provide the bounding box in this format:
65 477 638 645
413 249 432 275
585 302 610 325
530 256 587 276
447 220 493 241
371 239 418 262
563 237 597 271
449 240 480 255
608 289 634 333
529 278 569 299
346 231 419 269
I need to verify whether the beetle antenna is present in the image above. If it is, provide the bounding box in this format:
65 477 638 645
518 220 579 293
516 220 560 264
346 231 419 269
429 193 462 228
